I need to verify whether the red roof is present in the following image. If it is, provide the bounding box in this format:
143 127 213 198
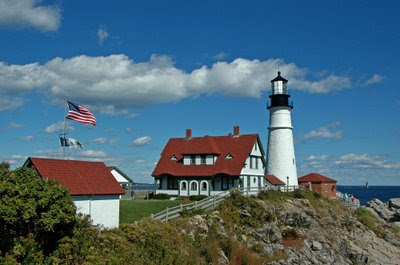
25 157 125 196
265 174 285 185
298 173 337 183
152 133 262 177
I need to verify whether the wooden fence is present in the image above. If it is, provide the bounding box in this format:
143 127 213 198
150 185 301 222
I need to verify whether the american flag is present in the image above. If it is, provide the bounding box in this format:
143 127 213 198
66 101 96 126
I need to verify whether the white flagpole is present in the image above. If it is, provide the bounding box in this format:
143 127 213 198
62 99 67 159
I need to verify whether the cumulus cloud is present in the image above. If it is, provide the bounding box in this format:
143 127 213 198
300 153 400 184
80 149 107 158
301 122 343 142
97 25 109 46
0 0 61 32
213 52 229 60
44 121 74 133
5 154 25 165
0 54 380 112
132 136 151 146
135 159 145 163
0 97 24 112
91 137 118 145
363 74 384 86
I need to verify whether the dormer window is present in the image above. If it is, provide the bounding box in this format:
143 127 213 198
171 155 177 161
201 155 206 165
225 153 233 159
190 155 196 165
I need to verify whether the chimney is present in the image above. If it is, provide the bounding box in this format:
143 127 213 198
233 126 240 137
186 129 192 139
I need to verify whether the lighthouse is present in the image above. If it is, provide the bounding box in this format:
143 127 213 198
266 71 298 187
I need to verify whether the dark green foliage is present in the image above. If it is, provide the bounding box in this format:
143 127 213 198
0 167 77 260
189 195 208 201
150 193 169 200
282 228 299 239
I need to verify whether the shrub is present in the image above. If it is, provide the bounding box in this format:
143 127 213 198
282 228 299 239
189 195 208 201
355 207 385 238
151 193 169 200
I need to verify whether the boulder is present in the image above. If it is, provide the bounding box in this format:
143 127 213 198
311 241 323 251
366 198 394 222
389 198 400 210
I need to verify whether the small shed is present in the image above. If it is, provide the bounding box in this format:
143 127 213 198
24 157 125 228
108 166 134 189
264 174 285 187
298 173 337 198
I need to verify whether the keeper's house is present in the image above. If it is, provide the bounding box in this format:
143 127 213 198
24 157 125 228
298 173 337 198
152 126 265 197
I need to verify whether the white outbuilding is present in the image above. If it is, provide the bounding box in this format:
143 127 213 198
24 157 125 229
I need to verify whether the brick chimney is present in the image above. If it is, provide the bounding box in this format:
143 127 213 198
233 126 240 137
186 129 192 139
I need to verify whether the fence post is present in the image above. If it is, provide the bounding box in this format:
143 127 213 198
213 195 216 208
195 200 198 209
166 207 169 222
150 214 154 219
180 204 183 212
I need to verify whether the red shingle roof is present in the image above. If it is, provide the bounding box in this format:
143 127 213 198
25 157 125 196
265 174 285 185
298 173 337 183
152 133 262 177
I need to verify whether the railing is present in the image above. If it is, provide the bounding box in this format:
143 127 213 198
336 191 360 207
151 185 301 222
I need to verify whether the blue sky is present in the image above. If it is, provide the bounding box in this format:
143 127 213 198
0 0 399 185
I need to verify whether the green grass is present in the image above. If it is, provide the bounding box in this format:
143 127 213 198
120 200 189 224
355 207 385 238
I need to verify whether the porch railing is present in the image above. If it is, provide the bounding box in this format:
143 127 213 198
150 185 301 222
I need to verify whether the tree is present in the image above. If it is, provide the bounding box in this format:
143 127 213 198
0 167 78 262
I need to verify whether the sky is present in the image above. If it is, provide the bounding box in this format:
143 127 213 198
0 0 399 185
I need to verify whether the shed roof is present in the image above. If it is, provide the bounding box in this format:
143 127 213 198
265 174 285 185
25 157 125 196
298 173 337 183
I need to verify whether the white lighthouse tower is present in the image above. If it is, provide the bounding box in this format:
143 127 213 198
266 71 298 187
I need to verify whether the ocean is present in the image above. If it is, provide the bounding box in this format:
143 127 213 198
337 186 400 206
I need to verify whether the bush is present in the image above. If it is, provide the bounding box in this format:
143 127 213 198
0 167 78 259
151 193 169 200
355 207 385 238
189 195 208 201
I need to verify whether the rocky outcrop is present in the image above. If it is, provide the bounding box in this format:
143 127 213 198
181 195 400 265
366 198 400 223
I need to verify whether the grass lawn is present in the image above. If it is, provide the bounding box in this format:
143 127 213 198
120 200 189 224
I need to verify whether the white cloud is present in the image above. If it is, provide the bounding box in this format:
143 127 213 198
80 150 107 158
0 97 24 112
132 136 151 146
363 74 384 86
301 122 343 142
91 137 118 145
21 135 34 141
45 121 74 133
135 159 145 163
5 154 25 165
97 25 109 46
0 0 61 32
7 122 24 129
213 52 229 60
0 54 379 112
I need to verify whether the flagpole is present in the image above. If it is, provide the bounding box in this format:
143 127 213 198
63 99 67 159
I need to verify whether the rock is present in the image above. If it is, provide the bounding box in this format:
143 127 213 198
389 198 400 210
311 241 323 251
217 250 229 265
366 198 394 222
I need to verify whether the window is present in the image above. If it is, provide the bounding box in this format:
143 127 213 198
181 182 187 190
190 155 196 165
171 155 177 161
255 157 258 169
253 177 256 184
167 176 178 190
201 155 206 165
191 182 198 191
250 157 253 169
225 153 233 159
201 182 207 191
